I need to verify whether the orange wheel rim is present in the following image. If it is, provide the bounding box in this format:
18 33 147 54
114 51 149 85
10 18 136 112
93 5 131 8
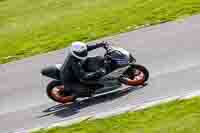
132 71 145 81
51 85 74 103
125 70 145 85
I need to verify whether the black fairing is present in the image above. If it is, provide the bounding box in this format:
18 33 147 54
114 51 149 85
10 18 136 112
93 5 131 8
41 66 60 80
109 50 129 68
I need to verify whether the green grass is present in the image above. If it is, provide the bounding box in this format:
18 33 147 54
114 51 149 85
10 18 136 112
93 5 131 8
1 0 200 63
33 97 200 133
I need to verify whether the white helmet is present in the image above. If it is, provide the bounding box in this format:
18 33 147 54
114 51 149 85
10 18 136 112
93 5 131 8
70 41 88 60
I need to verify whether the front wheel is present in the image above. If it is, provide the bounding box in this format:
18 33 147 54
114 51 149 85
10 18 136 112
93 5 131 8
120 64 149 86
46 80 76 104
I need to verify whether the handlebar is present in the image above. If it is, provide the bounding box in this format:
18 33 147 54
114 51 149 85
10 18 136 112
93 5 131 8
96 41 112 52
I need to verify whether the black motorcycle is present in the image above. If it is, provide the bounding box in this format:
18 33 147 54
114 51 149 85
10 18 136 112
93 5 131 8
41 45 149 104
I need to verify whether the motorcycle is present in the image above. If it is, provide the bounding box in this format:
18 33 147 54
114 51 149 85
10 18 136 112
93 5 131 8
41 44 149 104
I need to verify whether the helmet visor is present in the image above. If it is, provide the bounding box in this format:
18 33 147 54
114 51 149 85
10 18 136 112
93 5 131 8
74 50 88 59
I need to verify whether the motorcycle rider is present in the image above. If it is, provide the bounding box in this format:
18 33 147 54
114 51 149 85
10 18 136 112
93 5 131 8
60 41 110 97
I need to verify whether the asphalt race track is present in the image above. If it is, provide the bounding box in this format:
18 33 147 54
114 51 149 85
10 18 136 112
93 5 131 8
1 15 200 133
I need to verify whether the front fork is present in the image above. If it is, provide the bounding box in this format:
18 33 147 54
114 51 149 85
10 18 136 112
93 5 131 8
129 54 136 63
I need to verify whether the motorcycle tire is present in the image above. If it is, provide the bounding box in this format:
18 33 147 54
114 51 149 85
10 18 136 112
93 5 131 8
46 80 76 104
120 64 149 86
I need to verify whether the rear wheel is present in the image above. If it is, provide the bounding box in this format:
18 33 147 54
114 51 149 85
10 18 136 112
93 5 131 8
120 64 149 86
46 80 76 104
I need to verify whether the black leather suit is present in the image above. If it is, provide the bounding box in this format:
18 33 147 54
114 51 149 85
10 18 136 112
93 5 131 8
60 43 107 95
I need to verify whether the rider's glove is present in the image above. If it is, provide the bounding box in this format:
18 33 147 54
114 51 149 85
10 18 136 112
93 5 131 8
96 41 110 49
101 41 110 49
